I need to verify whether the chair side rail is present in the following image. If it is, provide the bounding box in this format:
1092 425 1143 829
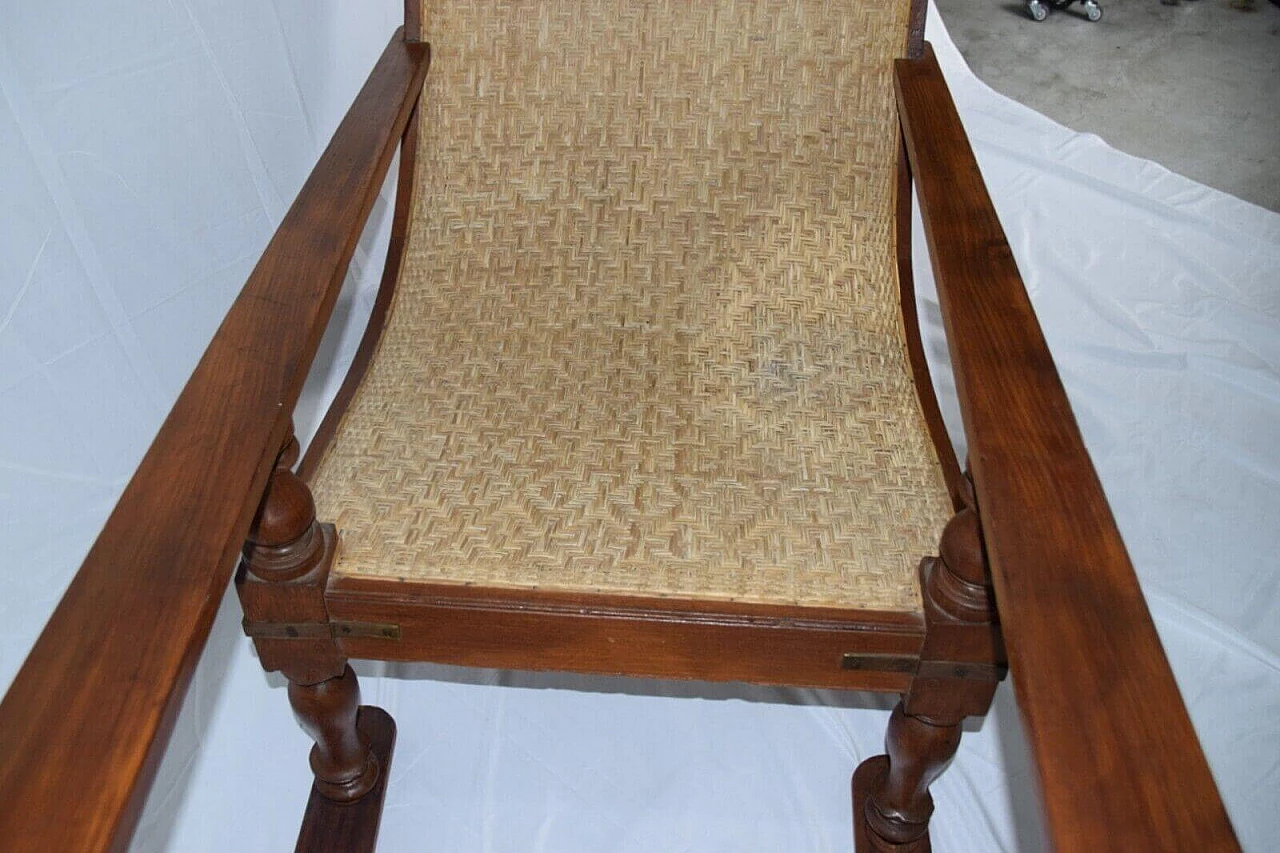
895 45 1238 852
0 30 429 853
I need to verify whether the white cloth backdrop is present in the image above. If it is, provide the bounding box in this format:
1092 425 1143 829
1 3 1276 851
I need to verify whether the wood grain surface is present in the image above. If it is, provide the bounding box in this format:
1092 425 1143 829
294 706 396 853
895 45 1239 852
0 32 428 853
326 576 925 693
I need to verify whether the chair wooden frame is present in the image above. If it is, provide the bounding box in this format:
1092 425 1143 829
0 7 1239 852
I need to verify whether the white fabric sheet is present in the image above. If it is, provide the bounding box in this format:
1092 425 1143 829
1 3 1276 851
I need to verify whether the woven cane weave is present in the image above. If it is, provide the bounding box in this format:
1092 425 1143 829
311 0 952 611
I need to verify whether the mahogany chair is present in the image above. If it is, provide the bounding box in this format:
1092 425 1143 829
0 2 1240 852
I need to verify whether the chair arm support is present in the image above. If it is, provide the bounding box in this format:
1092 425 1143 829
895 45 1238 852
0 30 429 853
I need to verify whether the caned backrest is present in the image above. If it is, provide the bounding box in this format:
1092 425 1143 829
309 0 954 608
410 0 923 56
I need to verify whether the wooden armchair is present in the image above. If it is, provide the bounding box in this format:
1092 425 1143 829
0 2 1240 851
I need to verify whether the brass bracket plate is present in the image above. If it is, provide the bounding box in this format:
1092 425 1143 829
840 653 919 674
242 619 401 641
841 653 1005 681
916 659 1006 681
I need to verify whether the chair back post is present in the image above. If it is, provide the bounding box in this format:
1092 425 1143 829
405 0 423 42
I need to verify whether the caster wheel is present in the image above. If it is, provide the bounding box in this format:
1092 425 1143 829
1028 0 1049 20
1084 1 1103 20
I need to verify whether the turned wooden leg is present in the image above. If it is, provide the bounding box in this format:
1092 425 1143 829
854 482 1004 852
289 664 380 802
864 703 961 848
236 425 384 810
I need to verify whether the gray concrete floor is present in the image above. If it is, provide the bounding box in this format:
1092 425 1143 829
934 0 1280 212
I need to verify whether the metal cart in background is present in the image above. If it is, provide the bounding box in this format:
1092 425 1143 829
1027 0 1104 21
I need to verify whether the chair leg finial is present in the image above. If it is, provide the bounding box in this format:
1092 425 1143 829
236 425 382 805
854 483 1004 852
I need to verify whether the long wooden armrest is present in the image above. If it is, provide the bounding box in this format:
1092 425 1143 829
0 30 429 853
895 45 1238 852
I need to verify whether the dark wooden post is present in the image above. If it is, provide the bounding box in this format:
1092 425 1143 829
864 704 962 846
404 0 422 42
288 664 378 801
236 426 379 803
854 480 1004 851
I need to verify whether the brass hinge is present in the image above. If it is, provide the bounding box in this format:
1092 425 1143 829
242 619 401 641
841 653 1004 681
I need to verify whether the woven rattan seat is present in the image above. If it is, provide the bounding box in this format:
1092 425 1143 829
311 0 953 612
